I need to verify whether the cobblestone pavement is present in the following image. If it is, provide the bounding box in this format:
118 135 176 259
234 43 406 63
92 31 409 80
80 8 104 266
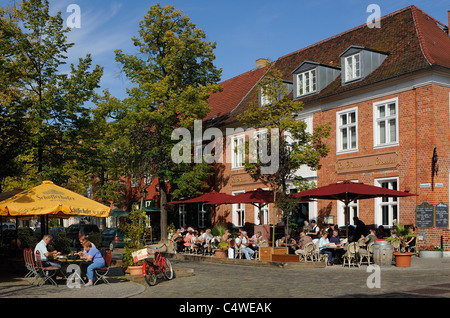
2 255 450 300
132 257 450 298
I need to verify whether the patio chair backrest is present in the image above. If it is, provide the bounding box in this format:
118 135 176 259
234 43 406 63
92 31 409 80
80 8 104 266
348 242 359 254
367 242 374 254
23 248 32 269
104 249 112 267
357 237 366 246
35 250 43 268
304 242 315 254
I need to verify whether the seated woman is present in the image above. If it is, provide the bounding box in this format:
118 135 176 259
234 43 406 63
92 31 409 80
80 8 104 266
318 231 334 266
76 240 105 286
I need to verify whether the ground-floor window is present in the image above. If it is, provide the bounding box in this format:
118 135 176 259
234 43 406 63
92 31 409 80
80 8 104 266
179 204 186 227
198 204 207 229
337 200 359 227
254 204 269 225
232 190 245 227
375 177 399 227
337 180 359 227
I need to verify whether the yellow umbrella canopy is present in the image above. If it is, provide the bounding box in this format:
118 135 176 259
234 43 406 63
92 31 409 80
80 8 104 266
0 181 111 218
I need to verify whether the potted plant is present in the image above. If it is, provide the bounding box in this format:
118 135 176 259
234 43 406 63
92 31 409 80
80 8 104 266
214 241 229 258
418 245 444 258
120 209 147 275
387 222 417 267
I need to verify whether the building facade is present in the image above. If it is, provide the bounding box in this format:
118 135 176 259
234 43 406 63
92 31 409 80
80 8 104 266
202 6 450 248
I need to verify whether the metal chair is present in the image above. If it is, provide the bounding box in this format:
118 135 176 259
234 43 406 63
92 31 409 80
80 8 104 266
94 249 112 285
35 250 59 286
23 248 41 285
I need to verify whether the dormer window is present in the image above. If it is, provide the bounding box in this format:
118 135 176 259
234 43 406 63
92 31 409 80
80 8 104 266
297 69 317 96
340 46 388 84
344 53 361 82
292 61 340 100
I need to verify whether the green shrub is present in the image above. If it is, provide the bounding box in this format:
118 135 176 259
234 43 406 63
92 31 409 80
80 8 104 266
51 233 72 254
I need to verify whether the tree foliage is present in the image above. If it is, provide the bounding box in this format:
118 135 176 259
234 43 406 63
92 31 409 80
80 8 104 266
0 0 103 191
112 4 222 242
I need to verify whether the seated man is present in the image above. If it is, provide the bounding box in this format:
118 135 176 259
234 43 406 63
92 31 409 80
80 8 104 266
235 231 255 260
34 234 61 269
294 231 312 255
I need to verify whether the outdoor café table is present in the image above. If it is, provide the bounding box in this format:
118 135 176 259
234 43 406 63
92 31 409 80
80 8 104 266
323 246 345 264
51 255 89 284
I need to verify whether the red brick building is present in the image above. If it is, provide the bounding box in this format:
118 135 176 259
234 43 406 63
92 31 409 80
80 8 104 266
201 6 450 249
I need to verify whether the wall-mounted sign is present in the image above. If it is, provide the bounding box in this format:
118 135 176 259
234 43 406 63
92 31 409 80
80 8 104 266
416 202 434 228
435 202 448 228
336 152 398 174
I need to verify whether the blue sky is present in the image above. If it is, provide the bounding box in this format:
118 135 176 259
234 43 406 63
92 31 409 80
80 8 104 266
6 0 450 101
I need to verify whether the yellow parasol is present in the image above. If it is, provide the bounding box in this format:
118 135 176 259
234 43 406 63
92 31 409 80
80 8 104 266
0 181 111 218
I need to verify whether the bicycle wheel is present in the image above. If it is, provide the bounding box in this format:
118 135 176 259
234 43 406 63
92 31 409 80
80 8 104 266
144 262 157 286
162 257 174 280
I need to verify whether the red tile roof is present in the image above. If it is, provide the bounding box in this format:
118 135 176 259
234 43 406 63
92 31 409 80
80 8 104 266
207 5 450 127
205 66 267 125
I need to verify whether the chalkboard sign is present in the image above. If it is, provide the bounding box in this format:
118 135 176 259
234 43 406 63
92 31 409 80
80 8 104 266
435 202 449 228
416 202 434 228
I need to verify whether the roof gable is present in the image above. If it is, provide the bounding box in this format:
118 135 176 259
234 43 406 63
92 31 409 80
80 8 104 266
209 5 450 127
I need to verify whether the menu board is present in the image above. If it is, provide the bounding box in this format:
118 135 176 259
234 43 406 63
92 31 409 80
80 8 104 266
435 202 449 228
416 202 434 228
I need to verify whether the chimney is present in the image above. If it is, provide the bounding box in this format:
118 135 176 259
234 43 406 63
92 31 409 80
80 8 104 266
255 58 269 69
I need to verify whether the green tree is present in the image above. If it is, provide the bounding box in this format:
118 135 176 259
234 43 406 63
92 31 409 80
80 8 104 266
113 4 222 242
0 0 103 189
237 65 331 242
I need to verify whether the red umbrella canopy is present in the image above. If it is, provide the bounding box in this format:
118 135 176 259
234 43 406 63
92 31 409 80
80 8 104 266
227 189 278 205
167 191 234 205
290 180 415 204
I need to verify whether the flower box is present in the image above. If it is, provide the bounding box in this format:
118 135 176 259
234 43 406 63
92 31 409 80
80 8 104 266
419 250 443 258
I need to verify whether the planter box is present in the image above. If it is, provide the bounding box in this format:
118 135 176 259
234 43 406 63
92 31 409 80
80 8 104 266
419 250 443 258
259 247 288 261
271 254 299 262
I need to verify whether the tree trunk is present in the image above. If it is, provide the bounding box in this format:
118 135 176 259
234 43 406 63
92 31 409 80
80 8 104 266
159 179 168 243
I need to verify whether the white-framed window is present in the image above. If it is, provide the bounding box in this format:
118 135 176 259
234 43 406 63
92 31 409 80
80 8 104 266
232 190 245 227
337 180 359 227
253 129 268 162
179 204 186 227
374 98 399 148
344 53 361 82
296 69 317 96
374 177 399 227
337 108 358 153
231 135 245 169
254 188 269 225
198 204 207 229
260 87 271 106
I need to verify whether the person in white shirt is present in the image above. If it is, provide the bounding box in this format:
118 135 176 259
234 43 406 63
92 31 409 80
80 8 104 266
34 234 61 269
235 231 255 260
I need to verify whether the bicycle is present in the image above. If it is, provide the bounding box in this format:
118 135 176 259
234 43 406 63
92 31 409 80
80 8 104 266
143 247 174 286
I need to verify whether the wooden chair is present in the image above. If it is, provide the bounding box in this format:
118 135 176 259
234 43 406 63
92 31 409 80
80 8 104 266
253 247 259 260
357 237 366 248
35 250 59 286
313 240 321 261
342 242 360 267
234 244 243 259
359 242 374 266
299 242 315 262
94 249 112 285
